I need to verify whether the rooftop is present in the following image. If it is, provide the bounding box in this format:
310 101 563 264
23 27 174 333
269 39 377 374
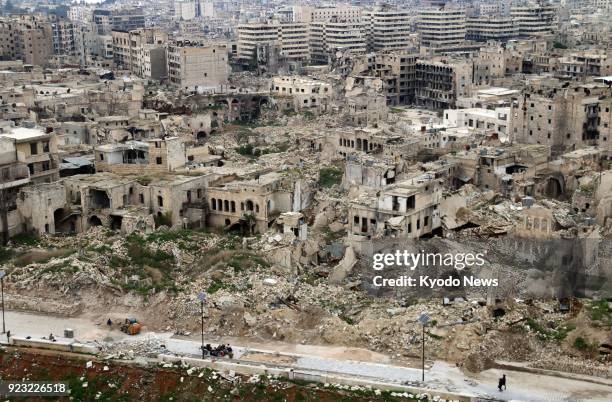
0 127 48 142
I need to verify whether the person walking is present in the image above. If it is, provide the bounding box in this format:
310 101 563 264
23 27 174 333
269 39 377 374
501 374 506 390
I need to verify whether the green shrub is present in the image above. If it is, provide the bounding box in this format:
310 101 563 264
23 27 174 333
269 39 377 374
319 167 343 188
0 247 13 264
573 337 588 350
154 212 173 228
12 232 39 246
236 144 254 156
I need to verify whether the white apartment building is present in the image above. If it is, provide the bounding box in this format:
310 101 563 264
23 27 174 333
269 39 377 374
292 5 362 23
510 2 557 37
418 7 466 47
68 6 94 25
479 3 501 16
466 17 518 42
444 107 510 139
310 17 366 64
51 19 76 61
112 28 168 78
200 1 214 18
363 5 412 52
167 41 229 90
174 0 197 21
141 45 168 81
271 76 333 113
237 21 309 62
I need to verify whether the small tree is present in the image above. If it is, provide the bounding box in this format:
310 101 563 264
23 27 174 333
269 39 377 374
243 212 256 236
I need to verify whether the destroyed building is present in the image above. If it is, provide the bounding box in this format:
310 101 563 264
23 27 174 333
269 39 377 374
0 125 60 184
348 173 443 250
205 172 295 234
443 144 551 197
16 172 217 235
510 80 612 154
94 137 186 174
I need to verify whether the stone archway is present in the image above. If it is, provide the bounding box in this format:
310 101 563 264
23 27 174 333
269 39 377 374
54 208 77 233
89 215 102 227
545 177 563 199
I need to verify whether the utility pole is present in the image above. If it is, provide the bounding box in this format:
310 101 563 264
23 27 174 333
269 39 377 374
418 312 430 382
0 270 6 335
421 324 425 381
197 292 206 358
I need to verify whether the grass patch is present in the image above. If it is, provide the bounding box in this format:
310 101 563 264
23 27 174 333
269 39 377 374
206 279 234 294
39 260 77 275
0 246 14 264
87 244 112 254
112 233 179 295
339 315 355 325
135 176 152 186
526 318 575 341
302 111 315 120
227 252 269 272
125 233 174 270
13 248 74 267
154 212 173 228
587 298 612 326
427 332 444 340
147 228 208 251
318 167 343 188
573 336 588 350
12 232 39 246
236 143 255 156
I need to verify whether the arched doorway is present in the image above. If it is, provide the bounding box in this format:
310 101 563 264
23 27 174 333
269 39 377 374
544 177 563 199
89 215 102 227
110 215 123 231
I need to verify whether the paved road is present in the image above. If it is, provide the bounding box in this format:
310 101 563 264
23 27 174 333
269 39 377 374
3 310 611 402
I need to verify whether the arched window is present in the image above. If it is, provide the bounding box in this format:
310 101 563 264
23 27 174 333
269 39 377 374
211 198 216 210
230 201 236 212
224 200 229 211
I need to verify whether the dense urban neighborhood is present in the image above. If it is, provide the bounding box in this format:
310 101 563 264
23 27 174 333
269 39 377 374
0 0 610 401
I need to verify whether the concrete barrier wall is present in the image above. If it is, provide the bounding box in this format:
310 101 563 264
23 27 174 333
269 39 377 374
157 354 475 402
9 337 98 354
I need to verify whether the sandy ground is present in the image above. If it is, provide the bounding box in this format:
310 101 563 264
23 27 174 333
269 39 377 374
3 310 612 402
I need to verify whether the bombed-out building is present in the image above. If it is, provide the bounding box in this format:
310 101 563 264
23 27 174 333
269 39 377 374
348 174 443 250
205 172 296 235
16 172 217 235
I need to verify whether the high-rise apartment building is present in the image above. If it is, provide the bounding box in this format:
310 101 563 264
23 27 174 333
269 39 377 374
112 28 168 79
363 4 412 52
310 17 366 64
292 5 362 23
0 16 53 65
511 82 611 152
418 7 466 47
466 16 518 42
167 40 229 90
237 21 309 62
93 8 145 35
415 58 473 109
51 18 76 61
174 0 197 21
510 2 557 37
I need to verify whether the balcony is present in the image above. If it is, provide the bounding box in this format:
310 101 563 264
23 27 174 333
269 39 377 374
0 164 30 189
